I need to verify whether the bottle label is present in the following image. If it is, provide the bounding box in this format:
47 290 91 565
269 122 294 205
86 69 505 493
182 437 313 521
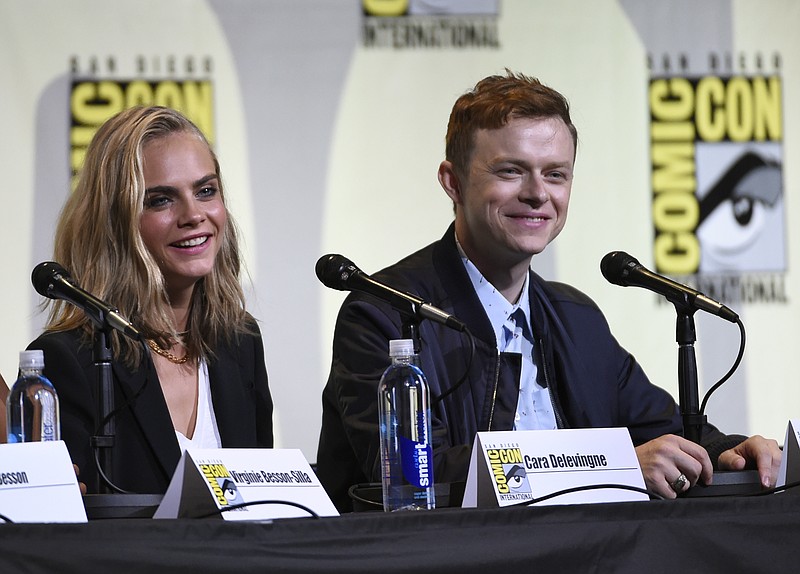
39 392 58 441
399 436 433 488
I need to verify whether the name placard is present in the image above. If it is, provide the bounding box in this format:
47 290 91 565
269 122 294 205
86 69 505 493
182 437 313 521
0 441 87 523
153 448 339 520
777 419 800 490
462 428 647 507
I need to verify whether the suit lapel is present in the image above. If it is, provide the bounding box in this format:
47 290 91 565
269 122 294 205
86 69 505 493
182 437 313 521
112 358 181 483
207 341 257 447
528 273 592 428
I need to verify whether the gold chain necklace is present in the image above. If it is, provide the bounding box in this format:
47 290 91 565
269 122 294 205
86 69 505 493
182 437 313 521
147 339 189 365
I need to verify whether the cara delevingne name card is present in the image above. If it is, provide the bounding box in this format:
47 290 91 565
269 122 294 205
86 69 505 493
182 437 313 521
462 428 647 508
154 448 338 520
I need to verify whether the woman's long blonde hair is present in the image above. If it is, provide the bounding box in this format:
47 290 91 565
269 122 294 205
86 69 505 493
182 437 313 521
45 106 249 367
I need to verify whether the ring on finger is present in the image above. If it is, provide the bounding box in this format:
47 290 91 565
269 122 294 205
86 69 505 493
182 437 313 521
670 473 688 492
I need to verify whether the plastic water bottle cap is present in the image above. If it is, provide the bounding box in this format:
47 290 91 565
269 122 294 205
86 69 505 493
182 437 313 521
19 349 45 370
388 339 415 358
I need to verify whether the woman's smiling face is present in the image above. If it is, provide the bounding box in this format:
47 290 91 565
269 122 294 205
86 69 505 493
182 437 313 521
139 131 226 298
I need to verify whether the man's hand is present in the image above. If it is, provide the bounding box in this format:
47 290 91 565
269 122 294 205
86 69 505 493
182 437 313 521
636 434 713 499
717 435 782 489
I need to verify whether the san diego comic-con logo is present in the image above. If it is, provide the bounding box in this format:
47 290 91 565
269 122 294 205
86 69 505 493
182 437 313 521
648 52 787 305
486 447 531 498
69 55 215 190
199 463 240 507
361 0 500 49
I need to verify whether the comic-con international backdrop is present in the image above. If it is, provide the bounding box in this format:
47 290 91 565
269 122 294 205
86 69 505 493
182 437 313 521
2 0 798 462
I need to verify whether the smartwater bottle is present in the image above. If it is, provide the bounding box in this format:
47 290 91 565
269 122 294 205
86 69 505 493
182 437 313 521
6 350 61 443
378 338 435 511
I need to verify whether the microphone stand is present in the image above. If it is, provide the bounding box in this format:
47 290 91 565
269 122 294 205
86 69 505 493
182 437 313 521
671 305 760 497
82 322 163 518
91 327 116 495
675 309 705 444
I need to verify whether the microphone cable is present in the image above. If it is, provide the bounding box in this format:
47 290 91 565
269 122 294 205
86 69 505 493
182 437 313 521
191 499 320 519
510 477 800 505
510 483 666 505
700 317 746 416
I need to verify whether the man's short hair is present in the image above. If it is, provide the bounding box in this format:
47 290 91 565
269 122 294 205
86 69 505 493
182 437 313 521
444 70 578 180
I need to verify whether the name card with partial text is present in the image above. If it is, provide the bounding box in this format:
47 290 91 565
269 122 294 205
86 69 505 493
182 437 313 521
462 428 647 508
0 440 87 523
154 448 338 521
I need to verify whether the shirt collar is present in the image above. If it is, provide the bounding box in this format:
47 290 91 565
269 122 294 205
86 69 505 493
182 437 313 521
455 236 533 347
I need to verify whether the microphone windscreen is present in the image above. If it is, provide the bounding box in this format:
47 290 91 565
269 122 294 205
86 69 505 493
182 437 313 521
315 254 356 291
31 261 70 298
600 251 639 286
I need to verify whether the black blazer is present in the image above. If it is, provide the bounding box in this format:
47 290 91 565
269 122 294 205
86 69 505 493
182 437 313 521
28 323 273 494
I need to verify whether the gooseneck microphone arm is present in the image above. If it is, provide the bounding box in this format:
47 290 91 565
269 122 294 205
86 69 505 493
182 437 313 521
599 251 738 323
599 251 733 444
31 261 142 340
315 254 467 332
316 253 475 399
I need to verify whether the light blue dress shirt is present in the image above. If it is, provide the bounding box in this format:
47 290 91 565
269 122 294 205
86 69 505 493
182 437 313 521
456 241 557 431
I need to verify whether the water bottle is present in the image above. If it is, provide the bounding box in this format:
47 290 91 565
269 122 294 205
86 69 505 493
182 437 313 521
378 338 435 511
6 350 61 443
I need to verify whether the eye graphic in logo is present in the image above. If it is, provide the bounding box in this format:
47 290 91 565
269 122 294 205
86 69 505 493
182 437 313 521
220 478 240 502
697 151 784 272
504 464 531 493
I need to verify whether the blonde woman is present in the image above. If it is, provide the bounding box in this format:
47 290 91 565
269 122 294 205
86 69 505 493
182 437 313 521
29 106 273 494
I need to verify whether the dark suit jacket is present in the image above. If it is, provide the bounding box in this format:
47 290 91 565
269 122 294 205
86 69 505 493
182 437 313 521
28 323 273 494
317 223 743 511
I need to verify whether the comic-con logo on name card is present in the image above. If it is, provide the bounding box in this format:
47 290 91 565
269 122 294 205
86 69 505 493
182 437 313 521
199 463 240 507
648 53 787 306
361 0 500 49
486 447 532 500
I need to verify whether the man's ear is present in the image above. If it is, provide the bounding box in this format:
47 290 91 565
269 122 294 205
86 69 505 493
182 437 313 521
438 160 463 205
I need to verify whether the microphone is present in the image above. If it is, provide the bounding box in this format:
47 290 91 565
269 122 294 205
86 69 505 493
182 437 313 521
315 254 467 332
32 262 142 340
600 251 738 323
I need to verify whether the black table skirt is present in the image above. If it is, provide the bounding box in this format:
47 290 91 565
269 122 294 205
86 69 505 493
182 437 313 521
1 494 798 573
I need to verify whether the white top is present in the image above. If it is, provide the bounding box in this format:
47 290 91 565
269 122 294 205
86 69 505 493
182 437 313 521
175 359 222 451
